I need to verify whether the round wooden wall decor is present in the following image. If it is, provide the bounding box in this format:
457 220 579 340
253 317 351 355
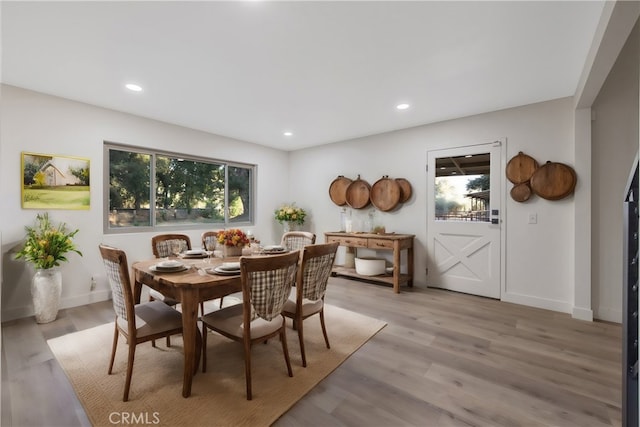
395 178 412 203
345 175 371 209
370 176 401 212
506 151 539 184
510 182 532 202
329 175 352 206
529 161 577 200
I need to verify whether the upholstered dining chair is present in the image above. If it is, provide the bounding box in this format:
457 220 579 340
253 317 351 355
200 250 300 400
201 230 225 309
150 233 193 305
98 244 183 402
282 241 339 367
280 231 316 252
201 230 220 252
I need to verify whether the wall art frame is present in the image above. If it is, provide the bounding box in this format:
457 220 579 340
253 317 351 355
21 151 90 210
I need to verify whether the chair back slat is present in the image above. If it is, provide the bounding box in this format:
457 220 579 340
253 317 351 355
299 242 339 301
281 232 316 252
201 231 221 251
241 251 300 321
98 245 134 323
151 234 192 258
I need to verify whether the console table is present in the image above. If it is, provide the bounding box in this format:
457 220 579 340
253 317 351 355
324 232 414 293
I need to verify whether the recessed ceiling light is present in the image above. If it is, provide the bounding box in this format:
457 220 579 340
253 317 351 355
125 83 142 92
440 167 446 170
396 103 410 110
283 131 293 136
465 155 473 158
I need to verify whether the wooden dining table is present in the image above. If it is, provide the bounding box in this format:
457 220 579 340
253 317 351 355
131 256 242 398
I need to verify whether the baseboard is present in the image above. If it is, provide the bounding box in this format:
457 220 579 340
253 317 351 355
571 306 594 322
1 289 111 323
501 291 572 314
594 306 622 323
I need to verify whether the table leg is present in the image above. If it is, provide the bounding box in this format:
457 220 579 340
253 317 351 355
407 246 414 287
180 288 200 398
393 241 400 293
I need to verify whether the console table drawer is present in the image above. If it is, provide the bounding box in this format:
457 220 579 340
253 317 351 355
367 238 394 249
326 235 367 248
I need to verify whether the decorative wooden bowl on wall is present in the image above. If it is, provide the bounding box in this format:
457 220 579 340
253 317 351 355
370 176 401 212
529 161 577 200
329 175 353 206
345 175 371 209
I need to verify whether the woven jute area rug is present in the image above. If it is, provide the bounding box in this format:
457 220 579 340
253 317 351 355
48 304 386 427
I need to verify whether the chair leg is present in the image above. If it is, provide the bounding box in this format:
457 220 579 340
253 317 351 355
108 324 119 374
202 324 208 373
166 336 171 347
244 338 252 400
319 309 330 349
219 297 224 308
123 343 136 402
297 315 307 368
280 321 293 377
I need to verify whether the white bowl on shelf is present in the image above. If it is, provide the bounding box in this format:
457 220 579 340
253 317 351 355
354 257 386 276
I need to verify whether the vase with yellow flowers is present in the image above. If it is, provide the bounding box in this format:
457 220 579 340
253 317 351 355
15 213 82 323
216 228 250 257
274 203 307 232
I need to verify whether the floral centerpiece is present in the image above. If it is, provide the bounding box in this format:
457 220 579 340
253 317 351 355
15 213 82 269
15 213 82 324
216 229 250 247
216 229 250 258
274 203 307 225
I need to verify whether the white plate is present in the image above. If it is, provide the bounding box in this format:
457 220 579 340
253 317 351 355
185 249 206 256
210 266 240 276
220 262 240 270
263 245 285 251
157 260 184 268
150 264 189 273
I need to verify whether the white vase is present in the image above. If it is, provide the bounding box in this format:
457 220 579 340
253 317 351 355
283 221 291 233
31 267 62 323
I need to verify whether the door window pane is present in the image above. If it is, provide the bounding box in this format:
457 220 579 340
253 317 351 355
435 153 490 222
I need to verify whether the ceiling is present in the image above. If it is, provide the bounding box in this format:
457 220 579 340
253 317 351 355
1 1 605 151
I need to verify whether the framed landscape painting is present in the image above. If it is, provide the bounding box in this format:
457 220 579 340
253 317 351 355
21 152 90 210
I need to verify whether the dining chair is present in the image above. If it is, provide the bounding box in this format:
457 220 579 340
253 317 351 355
150 234 192 307
282 241 339 367
280 231 316 252
98 244 184 402
201 230 225 309
201 230 220 251
200 250 300 400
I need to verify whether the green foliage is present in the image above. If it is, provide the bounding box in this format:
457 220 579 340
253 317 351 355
15 213 82 269
69 166 90 185
466 175 490 192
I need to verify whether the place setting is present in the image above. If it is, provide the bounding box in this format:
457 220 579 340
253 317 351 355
179 249 209 259
149 259 189 273
207 261 241 276
260 245 287 255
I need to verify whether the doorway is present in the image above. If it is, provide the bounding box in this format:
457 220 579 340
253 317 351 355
426 142 504 298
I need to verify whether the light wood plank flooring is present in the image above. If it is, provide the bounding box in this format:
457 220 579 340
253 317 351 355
2 277 622 426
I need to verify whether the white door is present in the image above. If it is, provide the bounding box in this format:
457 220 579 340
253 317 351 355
426 142 503 299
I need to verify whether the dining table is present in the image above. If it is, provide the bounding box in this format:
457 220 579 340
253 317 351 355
131 255 243 398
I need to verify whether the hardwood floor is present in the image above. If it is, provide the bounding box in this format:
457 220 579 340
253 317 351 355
2 277 621 426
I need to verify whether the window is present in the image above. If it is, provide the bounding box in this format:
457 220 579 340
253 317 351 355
105 143 255 233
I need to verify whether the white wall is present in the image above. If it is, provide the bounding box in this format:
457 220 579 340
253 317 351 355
591 20 640 323
289 97 578 313
0 84 290 322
